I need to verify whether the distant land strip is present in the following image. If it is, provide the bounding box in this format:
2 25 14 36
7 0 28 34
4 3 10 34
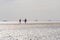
0 23 60 25
0 21 60 25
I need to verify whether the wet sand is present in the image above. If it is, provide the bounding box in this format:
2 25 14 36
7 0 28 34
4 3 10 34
0 23 60 40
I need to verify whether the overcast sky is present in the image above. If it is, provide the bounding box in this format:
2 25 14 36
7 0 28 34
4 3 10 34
0 0 60 21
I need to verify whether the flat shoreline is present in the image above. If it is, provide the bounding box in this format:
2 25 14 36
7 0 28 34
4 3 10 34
0 21 60 25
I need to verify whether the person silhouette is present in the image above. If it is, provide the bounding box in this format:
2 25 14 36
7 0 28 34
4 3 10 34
24 18 27 24
19 19 21 23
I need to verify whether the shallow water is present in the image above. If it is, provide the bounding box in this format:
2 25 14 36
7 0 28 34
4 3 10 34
0 25 60 40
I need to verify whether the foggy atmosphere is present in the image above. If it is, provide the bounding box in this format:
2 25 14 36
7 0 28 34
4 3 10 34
0 0 60 40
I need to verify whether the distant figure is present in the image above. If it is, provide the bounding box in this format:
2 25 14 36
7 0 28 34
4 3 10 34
48 19 51 21
35 19 38 21
3 20 7 22
24 18 27 24
19 19 21 23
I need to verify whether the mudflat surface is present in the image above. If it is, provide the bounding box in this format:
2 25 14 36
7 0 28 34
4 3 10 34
0 25 60 40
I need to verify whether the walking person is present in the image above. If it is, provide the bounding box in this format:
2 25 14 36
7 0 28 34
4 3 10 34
19 19 21 23
24 18 27 24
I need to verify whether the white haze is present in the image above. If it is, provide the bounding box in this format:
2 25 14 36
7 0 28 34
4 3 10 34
0 0 60 21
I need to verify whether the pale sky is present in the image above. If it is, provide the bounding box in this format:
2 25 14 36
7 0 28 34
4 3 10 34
0 0 60 21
